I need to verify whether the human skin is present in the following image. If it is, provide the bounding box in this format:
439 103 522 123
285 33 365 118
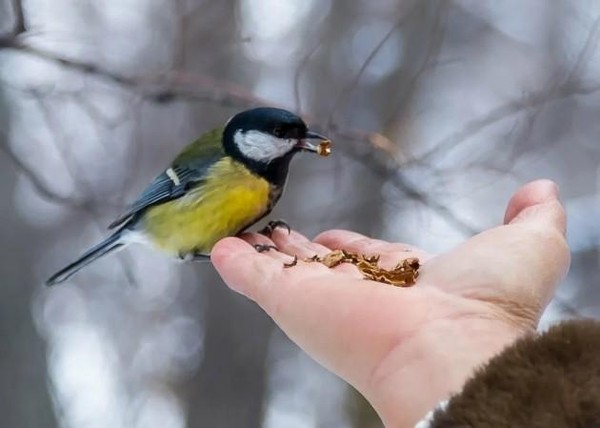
211 180 570 427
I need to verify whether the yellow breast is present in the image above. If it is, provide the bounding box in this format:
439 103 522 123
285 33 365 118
142 157 272 254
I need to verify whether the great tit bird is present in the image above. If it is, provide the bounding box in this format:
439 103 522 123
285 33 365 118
46 107 330 285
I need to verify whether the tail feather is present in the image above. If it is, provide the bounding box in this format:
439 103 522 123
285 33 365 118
46 233 124 286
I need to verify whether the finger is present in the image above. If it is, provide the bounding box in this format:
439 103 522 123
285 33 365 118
315 229 432 266
212 236 428 388
211 237 285 299
270 229 330 258
423 180 570 325
239 231 274 247
267 229 359 275
503 179 566 235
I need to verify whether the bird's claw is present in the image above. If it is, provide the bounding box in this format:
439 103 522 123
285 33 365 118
252 244 298 268
253 244 279 253
284 255 298 268
259 219 291 237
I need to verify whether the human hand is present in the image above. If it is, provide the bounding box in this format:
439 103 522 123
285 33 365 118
211 180 569 427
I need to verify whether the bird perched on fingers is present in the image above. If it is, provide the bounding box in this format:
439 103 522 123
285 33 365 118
46 107 331 285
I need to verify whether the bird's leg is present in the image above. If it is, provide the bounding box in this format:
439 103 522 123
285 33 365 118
253 244 279 253
259 219 291 237
178 250 210 262
190 250 210 261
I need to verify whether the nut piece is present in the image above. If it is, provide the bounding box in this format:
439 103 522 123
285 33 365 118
317 140 332 157
299 250 420 287
319 249 348 268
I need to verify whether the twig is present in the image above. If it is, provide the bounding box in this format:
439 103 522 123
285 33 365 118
325 3 420 129
30 92 138 286
172 0 188 69
565 14 600 82
5 36 600 170
335 128 479 236
383 1 449 127
417 14 600 165
415 80 600 164
293 41 322 113
0 0 26 46
11 0 26 35
0 136 84 206
15 42 142 84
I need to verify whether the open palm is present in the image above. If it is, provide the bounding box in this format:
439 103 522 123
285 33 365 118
211 180 569 427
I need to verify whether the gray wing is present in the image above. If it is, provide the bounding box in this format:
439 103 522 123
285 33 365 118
108 164 205 230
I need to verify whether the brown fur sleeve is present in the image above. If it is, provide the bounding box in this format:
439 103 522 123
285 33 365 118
429 319 600 428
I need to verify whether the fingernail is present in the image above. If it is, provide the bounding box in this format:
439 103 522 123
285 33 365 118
539 179 559 201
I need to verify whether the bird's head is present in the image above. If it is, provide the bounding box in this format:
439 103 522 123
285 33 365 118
222 107 329 167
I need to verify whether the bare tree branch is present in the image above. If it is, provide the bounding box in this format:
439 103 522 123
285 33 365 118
0 41 264 112
9 42 146 85
172 0 188 69
565 14 600 82
335 128 479 236
416 14 600 165
293 41 322 113
415 80 600 164
11 0 26 35
30 91 138 285
325 2 421 129
391 173 478 235
0 86 137 209
0 0 25 47
383 1 449 128
0 134 84 206
5 35 600 172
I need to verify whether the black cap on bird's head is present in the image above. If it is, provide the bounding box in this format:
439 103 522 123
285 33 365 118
222 107 329 175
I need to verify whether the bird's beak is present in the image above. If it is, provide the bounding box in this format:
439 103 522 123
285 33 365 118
296 130 331 155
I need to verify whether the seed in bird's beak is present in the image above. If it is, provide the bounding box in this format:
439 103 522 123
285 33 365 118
317 140 332 157
299 130 332 156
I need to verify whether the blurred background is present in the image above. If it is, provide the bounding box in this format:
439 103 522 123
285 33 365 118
1 0 599 426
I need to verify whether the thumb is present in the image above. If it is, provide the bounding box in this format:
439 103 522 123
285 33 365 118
421 180 570 326
504 179 566 235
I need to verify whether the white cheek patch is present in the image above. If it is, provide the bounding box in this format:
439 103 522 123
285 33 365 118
234 130 295 162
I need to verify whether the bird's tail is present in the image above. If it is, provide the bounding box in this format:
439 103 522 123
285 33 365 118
46 232 125 286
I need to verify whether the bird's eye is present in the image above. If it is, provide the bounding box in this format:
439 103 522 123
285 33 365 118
273 126 285 138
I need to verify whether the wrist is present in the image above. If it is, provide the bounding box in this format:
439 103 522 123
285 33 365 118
365 317 529 427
